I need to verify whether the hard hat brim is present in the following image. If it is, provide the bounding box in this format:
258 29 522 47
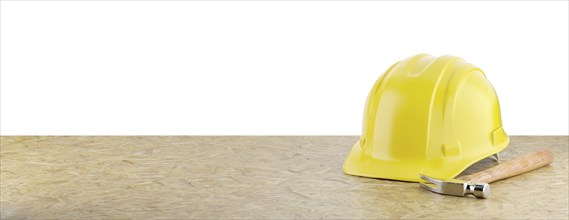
343 137 509 182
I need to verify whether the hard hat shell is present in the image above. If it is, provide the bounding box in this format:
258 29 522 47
343 54 509 182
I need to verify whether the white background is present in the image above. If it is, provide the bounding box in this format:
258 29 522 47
1 1 567 135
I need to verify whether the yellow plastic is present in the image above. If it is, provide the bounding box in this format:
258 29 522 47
343 54 509 182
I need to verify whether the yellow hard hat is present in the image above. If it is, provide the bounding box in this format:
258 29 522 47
343 54 509 182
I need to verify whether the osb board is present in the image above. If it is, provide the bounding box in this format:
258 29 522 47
0 136 567 219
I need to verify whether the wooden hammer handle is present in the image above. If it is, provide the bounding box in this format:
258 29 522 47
457 149 554 183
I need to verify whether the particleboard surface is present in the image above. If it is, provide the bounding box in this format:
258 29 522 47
1 136 567 219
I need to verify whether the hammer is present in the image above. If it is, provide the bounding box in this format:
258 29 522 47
420 149 554 199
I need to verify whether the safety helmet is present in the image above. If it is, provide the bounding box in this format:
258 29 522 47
343 54 509 182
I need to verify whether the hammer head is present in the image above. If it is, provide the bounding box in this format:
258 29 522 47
419 174 491 199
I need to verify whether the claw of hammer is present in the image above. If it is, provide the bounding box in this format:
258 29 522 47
419 174 490 199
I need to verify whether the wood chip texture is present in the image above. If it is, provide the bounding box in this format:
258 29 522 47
0 136 567 219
